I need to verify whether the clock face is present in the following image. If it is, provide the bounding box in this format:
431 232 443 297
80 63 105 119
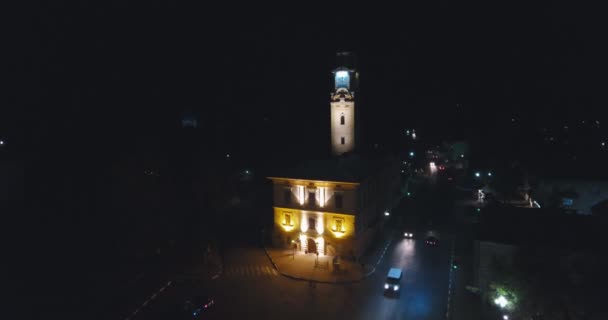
335 71 350 89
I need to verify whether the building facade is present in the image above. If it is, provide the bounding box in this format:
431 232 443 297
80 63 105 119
268 156 400 258
268 52 400 258
269 178 358 256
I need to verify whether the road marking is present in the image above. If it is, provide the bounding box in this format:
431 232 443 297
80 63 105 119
224 265 279 277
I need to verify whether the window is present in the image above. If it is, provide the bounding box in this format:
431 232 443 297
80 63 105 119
340 115 345 125
563 198 574 207
284 213 292 225
334 218 343 232
284 190 291 204
341 137 345 145
335 194 343 209
309 217 316 230
308 191 315 206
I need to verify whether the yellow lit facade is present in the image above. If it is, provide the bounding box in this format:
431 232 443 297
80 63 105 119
269 178 360 257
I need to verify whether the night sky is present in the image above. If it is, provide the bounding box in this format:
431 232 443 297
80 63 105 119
9 2 605 158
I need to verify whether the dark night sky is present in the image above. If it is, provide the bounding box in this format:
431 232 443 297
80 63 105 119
7 2 607 161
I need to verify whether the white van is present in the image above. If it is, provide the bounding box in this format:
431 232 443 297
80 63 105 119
384 268 402 293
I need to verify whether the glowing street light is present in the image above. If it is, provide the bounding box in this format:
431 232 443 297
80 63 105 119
409 151 415 157
503 315 509 320
384 211 390 216
487 172 492 177
494 295 509 309
475 172 481 178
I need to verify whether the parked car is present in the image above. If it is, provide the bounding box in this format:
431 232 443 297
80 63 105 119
425 235 439 246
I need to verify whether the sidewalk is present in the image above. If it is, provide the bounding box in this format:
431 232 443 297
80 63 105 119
265 228 394 284
265 249 370 283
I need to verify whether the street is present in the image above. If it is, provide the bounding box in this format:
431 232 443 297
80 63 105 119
136 234 452 320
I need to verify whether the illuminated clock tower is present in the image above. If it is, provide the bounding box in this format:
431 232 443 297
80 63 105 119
330 52 359 156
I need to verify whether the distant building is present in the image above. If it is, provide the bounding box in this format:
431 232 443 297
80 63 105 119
536 178 608 215
180 109 198 128
268 53 401 258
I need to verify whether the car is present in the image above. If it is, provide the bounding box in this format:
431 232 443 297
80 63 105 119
425 236 439 246
183 296 215 318
403 231 414 239
384 267 402 295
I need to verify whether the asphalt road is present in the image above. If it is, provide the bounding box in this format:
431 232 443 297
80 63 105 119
135 233 452 320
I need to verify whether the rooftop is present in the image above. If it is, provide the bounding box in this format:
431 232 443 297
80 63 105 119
269 153 397 183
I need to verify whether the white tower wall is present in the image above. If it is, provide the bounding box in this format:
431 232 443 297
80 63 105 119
330 100 355 155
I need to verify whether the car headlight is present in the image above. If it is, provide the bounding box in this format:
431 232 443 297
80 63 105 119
384 284 389 289
394 285 399 291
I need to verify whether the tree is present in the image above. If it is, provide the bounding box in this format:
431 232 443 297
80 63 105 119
487 247 608 319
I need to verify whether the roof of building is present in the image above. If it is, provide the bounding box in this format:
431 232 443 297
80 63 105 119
269 153 397 183
475 205 608 252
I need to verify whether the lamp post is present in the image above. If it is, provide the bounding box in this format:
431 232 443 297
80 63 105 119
494 295 510 320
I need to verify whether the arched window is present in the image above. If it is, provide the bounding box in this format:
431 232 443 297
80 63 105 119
340 115 345 125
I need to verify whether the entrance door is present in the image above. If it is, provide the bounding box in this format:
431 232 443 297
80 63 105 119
307 238 317 254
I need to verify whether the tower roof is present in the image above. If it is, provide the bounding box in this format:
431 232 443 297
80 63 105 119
335 51 357 69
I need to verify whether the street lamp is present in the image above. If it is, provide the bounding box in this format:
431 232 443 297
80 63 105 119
409 151 415 157
487 172 492 177
475 172 481 178
494 295 509 309
384 211 390 216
